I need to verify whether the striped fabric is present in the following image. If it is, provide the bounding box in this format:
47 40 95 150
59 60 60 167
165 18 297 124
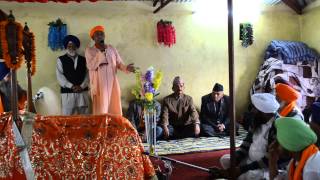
264 40 319 64
143 127 247 156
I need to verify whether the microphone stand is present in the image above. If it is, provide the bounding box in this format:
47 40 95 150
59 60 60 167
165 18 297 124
143 152 211 173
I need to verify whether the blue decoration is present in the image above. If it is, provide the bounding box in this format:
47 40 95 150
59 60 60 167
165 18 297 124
48 19 67 51
0 62 9 80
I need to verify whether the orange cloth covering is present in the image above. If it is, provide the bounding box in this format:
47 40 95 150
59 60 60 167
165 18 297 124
0 113 155 179
90 25 104 38
275 83 300 116
288 144 319 180
0 113 26 180
0 97 3 113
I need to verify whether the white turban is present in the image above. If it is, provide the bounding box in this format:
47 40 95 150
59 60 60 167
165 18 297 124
251 93 280 113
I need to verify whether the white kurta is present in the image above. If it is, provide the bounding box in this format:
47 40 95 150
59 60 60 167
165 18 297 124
56 55 90 115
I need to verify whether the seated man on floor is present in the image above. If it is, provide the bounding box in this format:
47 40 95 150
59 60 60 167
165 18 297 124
217 93 280 179
160 76 200 139
0 73 27 112
126 98 162 141
200 83 235 136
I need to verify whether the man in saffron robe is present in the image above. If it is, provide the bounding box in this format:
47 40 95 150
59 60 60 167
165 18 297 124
85 25 135 115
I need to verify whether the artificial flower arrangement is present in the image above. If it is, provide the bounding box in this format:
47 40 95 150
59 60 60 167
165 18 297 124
131 66 163 108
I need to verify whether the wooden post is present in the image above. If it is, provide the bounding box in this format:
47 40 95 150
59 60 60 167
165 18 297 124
227 0 236 179
6 11 19 122
23 23 36 113
10 69 18 121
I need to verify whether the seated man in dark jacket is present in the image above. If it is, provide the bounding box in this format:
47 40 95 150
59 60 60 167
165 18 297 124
126 99 162 141
200 83 233 136
0 73 27 112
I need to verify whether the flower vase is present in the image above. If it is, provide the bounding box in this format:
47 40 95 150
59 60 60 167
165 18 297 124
143 106 157 155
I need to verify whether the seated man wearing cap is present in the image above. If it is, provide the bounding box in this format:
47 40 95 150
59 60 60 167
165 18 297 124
85 25 136 115
56 35 90 115
0 73 27 112
216 93 280 179
200 83 233 136
160 76 200 139
269 117 320 180
275 83 304 120
310 102 320 147
126 98 163 141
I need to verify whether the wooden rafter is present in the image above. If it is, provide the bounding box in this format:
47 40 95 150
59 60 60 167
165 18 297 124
153 0 173 13
153 0 160 7
281 0 302 14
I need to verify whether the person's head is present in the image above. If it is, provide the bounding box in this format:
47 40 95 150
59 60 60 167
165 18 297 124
275 83 299 106
90 25 105 45
63 35 80 57
275 117 317 159
251 93 280 128
172 76 185 96
211 83 224 102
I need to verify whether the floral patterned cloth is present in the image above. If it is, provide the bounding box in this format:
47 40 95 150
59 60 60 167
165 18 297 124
0 113 155 179
0 113 25 180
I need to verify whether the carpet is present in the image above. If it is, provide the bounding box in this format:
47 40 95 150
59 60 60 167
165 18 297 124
144 128 246 155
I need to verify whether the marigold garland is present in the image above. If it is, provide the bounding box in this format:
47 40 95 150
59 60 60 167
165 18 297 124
0 20 23 70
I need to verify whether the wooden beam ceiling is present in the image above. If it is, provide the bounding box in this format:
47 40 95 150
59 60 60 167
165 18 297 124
153 0 173 13
281 0 303 14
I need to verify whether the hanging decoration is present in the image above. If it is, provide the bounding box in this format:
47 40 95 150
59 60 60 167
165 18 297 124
23 23 36 76
0 10 9 80
0 11 24 70
48 18 67 51
157 20 176 47
240 23 253 48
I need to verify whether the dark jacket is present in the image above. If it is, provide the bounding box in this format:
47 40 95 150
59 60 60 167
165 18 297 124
200 94 229 128
161 93 199 127
126 100 161 131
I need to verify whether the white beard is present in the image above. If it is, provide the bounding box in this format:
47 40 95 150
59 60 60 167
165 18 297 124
66 50 76 57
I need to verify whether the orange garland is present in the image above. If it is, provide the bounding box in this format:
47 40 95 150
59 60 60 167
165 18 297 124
0 20 23 70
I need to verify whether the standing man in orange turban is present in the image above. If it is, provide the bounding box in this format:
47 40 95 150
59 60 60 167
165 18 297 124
85 25 136 115
275 83 304 120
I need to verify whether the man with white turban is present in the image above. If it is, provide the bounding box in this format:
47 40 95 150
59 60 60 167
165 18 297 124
217 93 280 179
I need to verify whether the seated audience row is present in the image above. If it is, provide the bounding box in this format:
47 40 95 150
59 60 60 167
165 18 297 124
126 76 236 140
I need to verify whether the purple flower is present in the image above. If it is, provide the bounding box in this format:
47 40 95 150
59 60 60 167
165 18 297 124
145 70 154 82
144 82 155 94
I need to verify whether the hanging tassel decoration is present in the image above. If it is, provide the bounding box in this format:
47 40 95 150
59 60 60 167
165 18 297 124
156 20 176 47
48 18 67 51
240 23 253 48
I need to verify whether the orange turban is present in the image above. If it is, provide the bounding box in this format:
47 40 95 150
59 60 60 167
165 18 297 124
275 83 299 102
275 83 300 117
90 25 105 38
